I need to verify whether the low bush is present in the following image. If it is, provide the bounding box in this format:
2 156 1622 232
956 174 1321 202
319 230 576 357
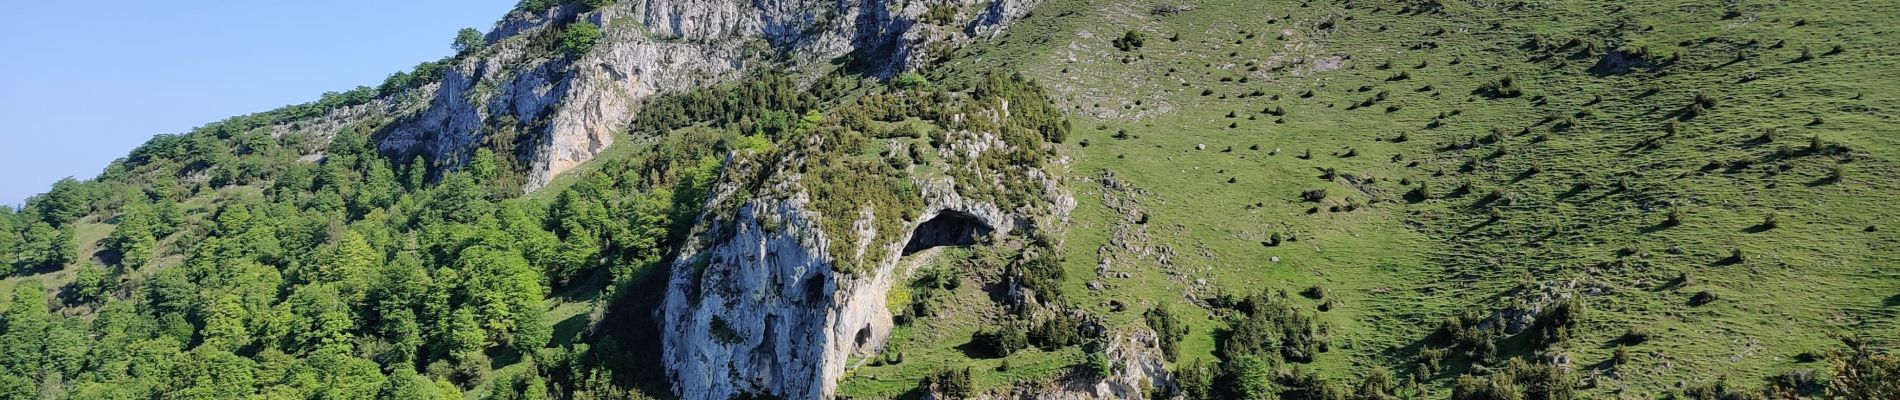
1301 188 1328 202
970 322 1030 358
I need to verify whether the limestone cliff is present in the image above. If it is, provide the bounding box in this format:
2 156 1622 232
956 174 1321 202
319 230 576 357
661 174 1038 399
364 0 1039 192
661 99 1070 399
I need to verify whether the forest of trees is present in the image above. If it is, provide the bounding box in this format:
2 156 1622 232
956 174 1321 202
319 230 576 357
0 64 781 398
2 5 1894 394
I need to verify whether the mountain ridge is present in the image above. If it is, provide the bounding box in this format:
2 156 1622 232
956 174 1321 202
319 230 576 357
1 0 1896 399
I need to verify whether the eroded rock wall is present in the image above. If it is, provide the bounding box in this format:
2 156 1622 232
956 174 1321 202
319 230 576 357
662 170 1040 399
373 0 1037 192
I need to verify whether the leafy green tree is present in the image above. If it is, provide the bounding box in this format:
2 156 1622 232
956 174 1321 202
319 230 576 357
146 266 198 317
69 262 112 303
970 323 1028 357
385 367 457 400
452 27 485 55
425 173 492 225
124 337 184 387
447 308 486 361
0 281 81 389
893 72 930 89
922 368 973 399
43 321 85 377
0 283 51 371
560 22 601 57
106 199 158 268
306 350 387 399
456 243 548 352
0 208 19 264
381 308 424 365
354 159 399 214
200 294 249 351
158 313 195 346
32 177 88 226
0 374 33 400
317 230 381 304
288 284 355 354
1145 304 1188 362
171 347 257 399
375 252 431 312
1225 354 1276 400
15 221 74 271
1175 360 1215 400
406 156 429 191
446 308 492 386
1829 336 1900 399
513 0 558 12
214 204 253 237
491 363 549 400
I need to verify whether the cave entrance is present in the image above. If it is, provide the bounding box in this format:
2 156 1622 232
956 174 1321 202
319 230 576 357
903 211 992 255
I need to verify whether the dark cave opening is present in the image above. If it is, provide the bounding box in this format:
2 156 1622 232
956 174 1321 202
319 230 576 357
855 325 873 349
902 211 992 255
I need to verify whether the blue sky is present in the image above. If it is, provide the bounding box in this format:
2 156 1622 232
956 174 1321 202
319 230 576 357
0 0 518 206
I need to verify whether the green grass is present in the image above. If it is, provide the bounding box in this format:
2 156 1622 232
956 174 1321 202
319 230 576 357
11 0 1887 397
859 0 1900 395
838 246 1085 397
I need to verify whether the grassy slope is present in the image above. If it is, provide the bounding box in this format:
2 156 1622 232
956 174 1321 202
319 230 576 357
847 0 1900 396
3 0 1891 397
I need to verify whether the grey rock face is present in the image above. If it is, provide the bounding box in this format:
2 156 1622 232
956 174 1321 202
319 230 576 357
370 0 1035 193
632 1 1045 399
661 90 1066 400
662 169 1042 399
976 330 1175 400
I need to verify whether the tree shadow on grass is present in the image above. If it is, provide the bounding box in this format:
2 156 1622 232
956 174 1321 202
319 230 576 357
550 313 590 348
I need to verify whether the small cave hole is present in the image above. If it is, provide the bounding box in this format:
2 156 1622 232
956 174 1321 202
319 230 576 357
903 211 992 255
855 325 874 349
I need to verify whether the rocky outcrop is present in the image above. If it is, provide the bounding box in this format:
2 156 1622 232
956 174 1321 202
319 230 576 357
662 81 1069 400
640 1 1049 399
366 0 1040 192
976 329 1176 400
662 172 1031 399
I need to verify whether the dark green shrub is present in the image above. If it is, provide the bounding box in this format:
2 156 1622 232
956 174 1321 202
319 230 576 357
1450 358 1574 400
560 21 602 57
1144 305 1188 361
1476 76 1522 98
1419 347 1447 376
452 28 485 55
1621 327 1652 344
1175 360 1215 400
1301 284 1326 300
922 368 975 399
923 3 958 25
1530 299 1581 346
1301 188 1328 202
970 322 1029 358
1690 290 1718 306
1113 31 1147 51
